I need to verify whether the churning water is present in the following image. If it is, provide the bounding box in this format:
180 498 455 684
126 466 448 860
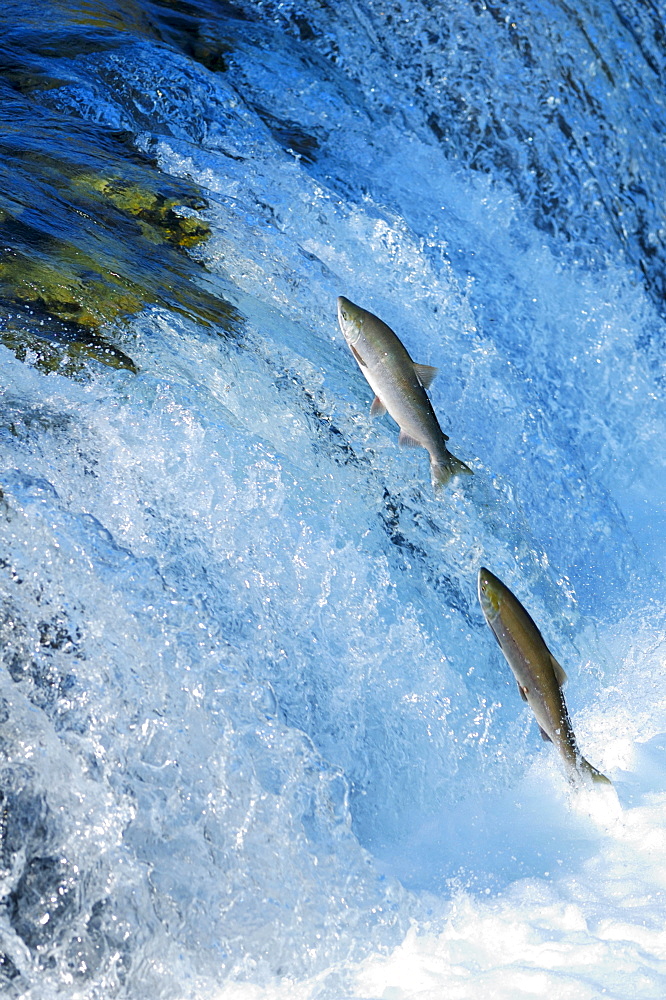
1 1 666 997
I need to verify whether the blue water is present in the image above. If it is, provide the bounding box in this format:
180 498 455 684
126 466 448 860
1 2 666 998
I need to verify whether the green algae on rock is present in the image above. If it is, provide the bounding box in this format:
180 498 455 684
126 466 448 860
73 174 213 250
0 90 243 377
0 305 139 377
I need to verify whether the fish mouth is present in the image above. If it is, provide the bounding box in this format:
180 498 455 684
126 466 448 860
337 295 361 344
336 295 352 323
478 566 501 618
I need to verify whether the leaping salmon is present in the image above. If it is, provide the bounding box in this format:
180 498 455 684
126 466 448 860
478 566 611 787
337 296 472 488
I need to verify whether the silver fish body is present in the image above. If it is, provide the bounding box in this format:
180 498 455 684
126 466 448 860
478 567 610 786
337 296 472 487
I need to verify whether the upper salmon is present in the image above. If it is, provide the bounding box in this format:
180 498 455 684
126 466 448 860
478 566 610 787
337 296 472 488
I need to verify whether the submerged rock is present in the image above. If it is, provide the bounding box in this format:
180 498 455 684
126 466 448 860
0 304 139 376
9 855 80 950
0 951 20 987
0 84 243 376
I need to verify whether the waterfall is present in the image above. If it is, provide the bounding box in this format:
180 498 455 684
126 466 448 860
0 2 665 997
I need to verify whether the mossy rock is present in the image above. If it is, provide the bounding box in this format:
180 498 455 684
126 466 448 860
0 245 143 330
0 305 138 377
0 148 243 376
74 174 212 249
0 11 246 379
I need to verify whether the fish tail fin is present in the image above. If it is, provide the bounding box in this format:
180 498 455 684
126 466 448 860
578 757 612 786
432 452 473 489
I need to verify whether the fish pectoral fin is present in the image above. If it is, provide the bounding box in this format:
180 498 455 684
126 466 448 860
550 653 568 687
350 344 367 368
517 683 528 702
538 725 552 743
413 363 439 389
370 395 387 417
398 430 421 448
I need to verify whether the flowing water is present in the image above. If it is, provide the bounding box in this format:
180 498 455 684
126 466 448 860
1 1 666 997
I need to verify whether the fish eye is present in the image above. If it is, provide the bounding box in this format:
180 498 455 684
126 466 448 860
341 309 348 320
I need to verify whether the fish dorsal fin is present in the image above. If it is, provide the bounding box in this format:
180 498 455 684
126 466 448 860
350 343 367 368
539 725 552 743
550 654 568 687
413 363 438 389
517 682 528 702
398 430 421 448
370 395 387 417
